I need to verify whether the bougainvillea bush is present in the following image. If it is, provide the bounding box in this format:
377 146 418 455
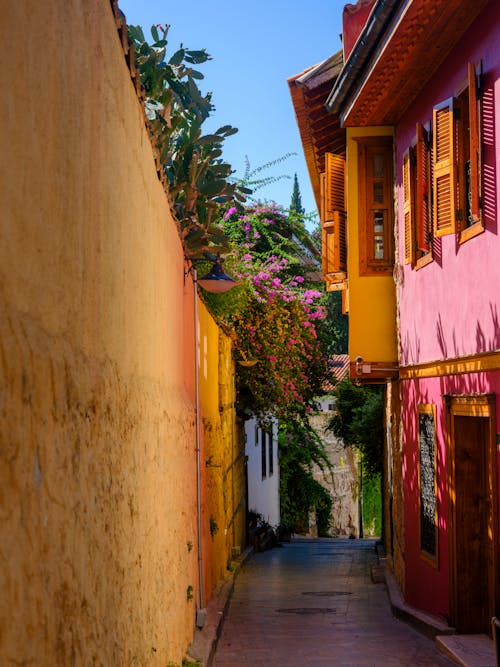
206 204 329 421
203 204 334 534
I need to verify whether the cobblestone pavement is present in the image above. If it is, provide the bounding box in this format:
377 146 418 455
213 538 455 667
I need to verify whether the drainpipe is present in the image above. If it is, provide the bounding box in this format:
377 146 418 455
193 266 207 629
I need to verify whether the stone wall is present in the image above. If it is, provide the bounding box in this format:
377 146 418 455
384 381 406 592
310 405 359 537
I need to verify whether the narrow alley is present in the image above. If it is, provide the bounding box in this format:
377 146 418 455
213 539 455 667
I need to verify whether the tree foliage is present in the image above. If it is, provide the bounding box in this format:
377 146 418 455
319 292 348 356
205 203 337 534
205 204 329 421
278 415 332 535
329 379 384 480
290 173 305 215
127 23 249 254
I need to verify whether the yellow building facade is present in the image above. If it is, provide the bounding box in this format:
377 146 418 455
0 1 245 664
345 126 398 379
197 301 246 604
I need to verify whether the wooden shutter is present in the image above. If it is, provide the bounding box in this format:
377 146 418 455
320 172 328 279
403 147 415 264
416 123 431 253
325 153 347 278
433 99 456 236
468 62 480 223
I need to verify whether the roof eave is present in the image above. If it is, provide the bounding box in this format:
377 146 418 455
327 0 491 127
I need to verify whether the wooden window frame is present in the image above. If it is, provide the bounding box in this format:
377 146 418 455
355 136 394 277
417 404 439 568
403 147 416 265
415 123 434 268
261 428 267 480
268 429 274 477
404 125 434 269
458 62 484 243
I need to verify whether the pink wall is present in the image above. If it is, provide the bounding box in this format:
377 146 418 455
394 0 500 619
402 370 500 617
395 1 500 367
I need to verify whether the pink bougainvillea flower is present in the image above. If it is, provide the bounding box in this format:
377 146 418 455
223 206 237 220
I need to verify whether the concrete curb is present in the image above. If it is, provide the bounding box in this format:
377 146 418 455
375 544 454 640
376 547 497 666
382 563 454 639
187 546 254 666
436 635 496 667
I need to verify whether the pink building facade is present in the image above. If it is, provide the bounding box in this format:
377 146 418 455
325 0 500 633
395 2 500 630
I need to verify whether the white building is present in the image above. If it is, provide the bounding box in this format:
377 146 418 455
245 417 280 528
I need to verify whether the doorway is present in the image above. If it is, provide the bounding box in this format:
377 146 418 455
445 394 498 634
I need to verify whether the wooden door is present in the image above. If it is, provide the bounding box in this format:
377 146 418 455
445 394 498 635
454 416 490 632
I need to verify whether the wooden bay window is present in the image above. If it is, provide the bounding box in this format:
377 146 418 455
356 136 394 276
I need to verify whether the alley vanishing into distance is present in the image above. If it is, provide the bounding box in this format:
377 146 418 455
213 539 455 667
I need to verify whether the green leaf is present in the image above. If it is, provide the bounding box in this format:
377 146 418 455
128 25 145 44
190 70 204 80
151 24 159 42
169 48 186 66
185 49 211 64
197 134 224 146
216 125 238 137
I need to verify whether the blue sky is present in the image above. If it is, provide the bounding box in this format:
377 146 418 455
118 0 343 217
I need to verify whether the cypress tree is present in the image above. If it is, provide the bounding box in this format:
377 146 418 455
290 173 305 214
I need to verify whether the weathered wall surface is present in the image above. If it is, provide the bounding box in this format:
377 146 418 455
310 406 359 537
198 302 246 602
384 381 405 593
0 1 200 664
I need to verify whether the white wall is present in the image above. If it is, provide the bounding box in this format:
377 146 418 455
245 417 280 527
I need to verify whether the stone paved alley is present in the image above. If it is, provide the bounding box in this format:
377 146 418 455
213 539 455 667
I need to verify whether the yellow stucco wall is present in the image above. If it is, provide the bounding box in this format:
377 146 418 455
198 303 246 601
0 1 203 664
346 126 398 364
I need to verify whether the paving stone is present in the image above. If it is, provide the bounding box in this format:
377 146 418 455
213 538 456 667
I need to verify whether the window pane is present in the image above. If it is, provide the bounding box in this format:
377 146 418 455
261 429 267 479
374 236 385 259
373 181 384 203
374 210 384 233
373 153 384 178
